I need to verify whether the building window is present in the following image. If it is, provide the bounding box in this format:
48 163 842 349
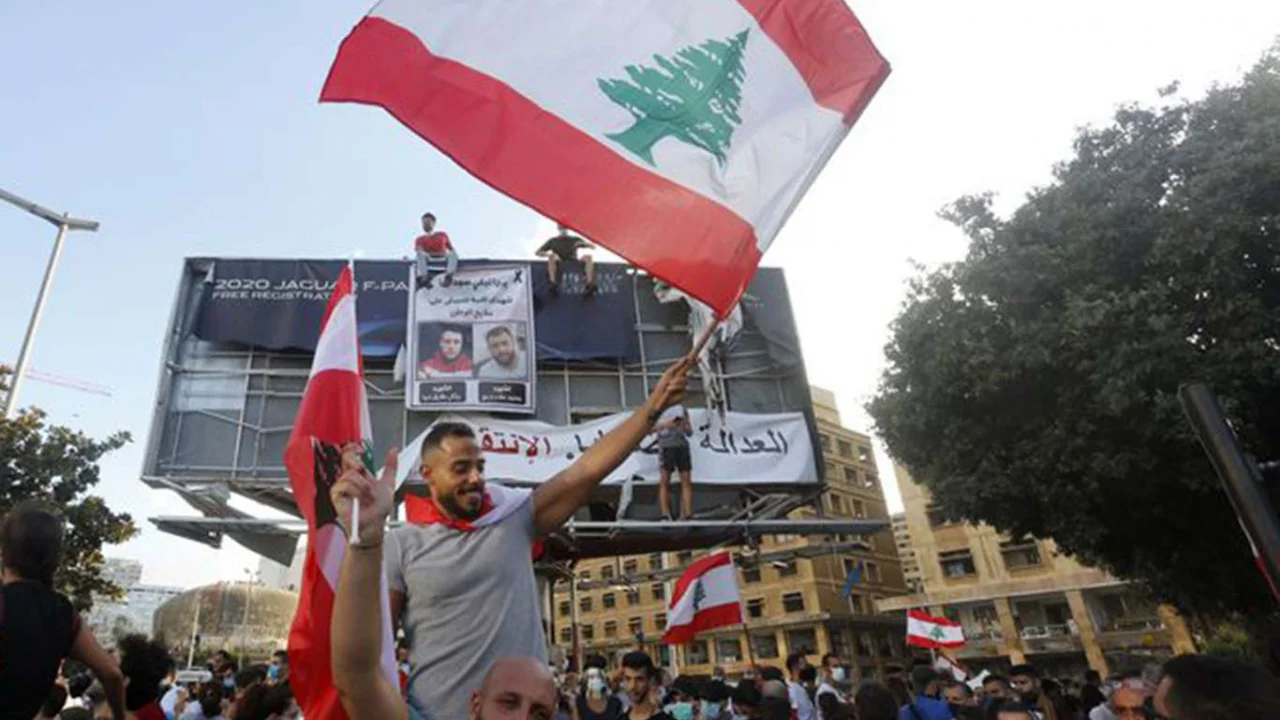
878 634 894 657
836 441 851 459
654 613 667 630
747 598 764 618
651 583 665 601
851 500 866 518
742 566 761 583
939 549 977 578
579 569 591 580
649 553 664 570
601 565 615 580
844 466 860 484
603 593 616 609
685 640 710 665
828 493 845 514
623 559 639 575
786 628 817 655
777 560 798 577
1000 541 1042 569
819 434 831 451
865 562 880 583
864 472 879 490
783 592 805 613
628 617 643 636
560 627 572 643
626 589 641 605
604 620 617 638
559 600 571 617
858 632 875 657
857 445 871 463
717 638 743 662
581 624 594 641
752 633 780 659
849 593 866 614
580 596 593 612
677 551 693 565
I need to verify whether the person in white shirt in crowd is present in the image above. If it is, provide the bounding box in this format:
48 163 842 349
815 653 849 720
785 653 817 720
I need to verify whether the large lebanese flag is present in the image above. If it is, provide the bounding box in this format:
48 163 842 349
321 0 889 316
285 266 396 720
662 552 744 644
906 609 965 649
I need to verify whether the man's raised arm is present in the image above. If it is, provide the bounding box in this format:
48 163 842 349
533 358 691 535
330 446 408 720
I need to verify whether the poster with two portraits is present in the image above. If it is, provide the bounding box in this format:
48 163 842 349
406 263 535 413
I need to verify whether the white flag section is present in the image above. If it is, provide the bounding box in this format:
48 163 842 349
662 553 744 644
406 263 536 413
906 609 966 649
395 409 816 488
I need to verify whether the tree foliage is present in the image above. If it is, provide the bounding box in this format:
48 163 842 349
1 368 138 609
869 49 1280 617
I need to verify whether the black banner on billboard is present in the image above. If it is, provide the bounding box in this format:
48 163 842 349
531 263 637 361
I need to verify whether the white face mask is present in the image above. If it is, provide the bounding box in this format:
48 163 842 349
588 676 608 695
831 666 847 683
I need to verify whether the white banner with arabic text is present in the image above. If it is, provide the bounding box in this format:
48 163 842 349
396 409 816 487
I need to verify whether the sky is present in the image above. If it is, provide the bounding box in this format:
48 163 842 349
2 1 1278 588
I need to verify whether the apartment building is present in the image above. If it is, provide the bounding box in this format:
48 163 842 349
891 513 924 594
549 387 909 680
878 464 1196 677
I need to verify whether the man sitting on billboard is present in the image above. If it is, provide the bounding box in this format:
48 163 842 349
536 223 596 295
414 212 457 290
417 326 473 379
475 325 525 380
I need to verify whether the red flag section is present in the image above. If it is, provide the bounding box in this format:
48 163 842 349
321 1 888 316
662 552 744 645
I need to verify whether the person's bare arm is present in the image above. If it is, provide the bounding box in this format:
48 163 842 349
330 446 408 720
533 359 690 535
69 622 125 720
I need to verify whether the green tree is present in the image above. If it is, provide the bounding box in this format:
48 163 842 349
1 367 138 609
868 48 1280 618
599 30 749 165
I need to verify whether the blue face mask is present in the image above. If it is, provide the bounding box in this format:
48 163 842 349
665 701 694 720
701 700 723 719
223 677 235 689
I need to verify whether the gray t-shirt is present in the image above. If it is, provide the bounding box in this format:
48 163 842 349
656 405 690 449
386 496 548 720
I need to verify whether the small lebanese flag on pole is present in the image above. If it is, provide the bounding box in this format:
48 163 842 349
661 552 745 645
321 0 889 317
906 609 965 649
285 266 397 719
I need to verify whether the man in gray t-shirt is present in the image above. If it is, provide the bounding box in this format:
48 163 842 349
384 359 691 719
654 404 693 521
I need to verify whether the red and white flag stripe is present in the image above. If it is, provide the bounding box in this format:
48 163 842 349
906 609 965 649
321 0 888 316
285 267 397 719
662 552 744 645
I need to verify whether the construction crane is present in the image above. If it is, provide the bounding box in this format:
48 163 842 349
13 367 112 397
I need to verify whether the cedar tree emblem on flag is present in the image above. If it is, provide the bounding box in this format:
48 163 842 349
598 30 749 165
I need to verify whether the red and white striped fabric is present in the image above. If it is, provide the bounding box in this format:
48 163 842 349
321 0 889 316
285 266 397 720
661 552 744 644
906 609 965 649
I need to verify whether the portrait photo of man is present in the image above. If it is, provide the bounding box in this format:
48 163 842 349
417 324 473 379
474 323 527 380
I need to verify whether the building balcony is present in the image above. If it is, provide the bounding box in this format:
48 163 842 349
1096 617 1171 652
1018 624 1083 654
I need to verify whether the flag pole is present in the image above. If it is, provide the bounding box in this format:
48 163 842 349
346 259 363 548
686 315 721 361
741 623 758 671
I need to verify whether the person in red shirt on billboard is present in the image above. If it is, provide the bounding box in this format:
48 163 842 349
417 325 473 379
414 212 457 289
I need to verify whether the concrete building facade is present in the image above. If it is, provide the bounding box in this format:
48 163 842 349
153 582 299 663
87 558 184 646
890 513 924 594
549 387 909 680
878 465 1195 677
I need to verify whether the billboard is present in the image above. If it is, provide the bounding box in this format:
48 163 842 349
405 264 537 413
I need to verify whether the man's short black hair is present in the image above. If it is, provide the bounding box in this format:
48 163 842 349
583 653 607 671
421 421 476 460
117 634 173 710
273 649 288 662
671 675 699 699
235 667 264 690
945 680 974 698
910 665 940 692
1084 670 1101 684
993 701 1036 719
785 651 807 673
821 652 841 667
422 212 436 221
854 682 900 720
758 696 793 720
621 650 655 673
759 666 785 682
1160 653 1280 720
485 325 514 343
731 681 762 708
0 500 63 586
1009 664 1039 679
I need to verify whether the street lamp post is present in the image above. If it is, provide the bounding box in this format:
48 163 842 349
0 187 99 419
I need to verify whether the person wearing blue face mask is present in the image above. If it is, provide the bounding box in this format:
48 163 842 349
699 679 730 720
816 653 851 720
664 676 700 720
